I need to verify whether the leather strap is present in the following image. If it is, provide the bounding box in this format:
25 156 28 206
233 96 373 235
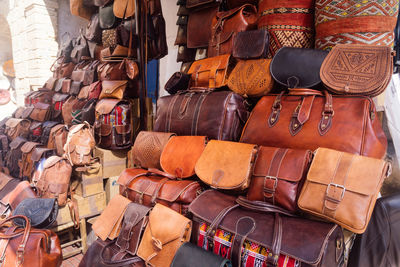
319 91 334 136
289 96 315 136
268 92 284 127
263 149 287 204
100 241 143 266
266 213 282 267
231 217 255 267
236 197 295 217
191 91 210 136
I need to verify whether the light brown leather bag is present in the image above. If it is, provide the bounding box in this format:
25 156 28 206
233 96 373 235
5 118 30 141
320 44 393 97
298 148 391 233
18 142 41 181
28 102 51 122
195 140 258 190
99 80 128 100
62 96 78 125
47 124 68 157
70 0 95 20
137 203 192 267
113 0 135 18
160 136 207 179
187 54 234 88
63 123 95 166
128 131 176 169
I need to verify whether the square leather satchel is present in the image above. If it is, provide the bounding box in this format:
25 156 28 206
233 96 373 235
298 147 391 233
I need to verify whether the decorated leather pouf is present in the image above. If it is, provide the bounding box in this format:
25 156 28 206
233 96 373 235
258 0 315 58
315 0 399 50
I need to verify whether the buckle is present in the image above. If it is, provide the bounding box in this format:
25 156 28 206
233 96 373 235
326 183 346 202
264 175 278 195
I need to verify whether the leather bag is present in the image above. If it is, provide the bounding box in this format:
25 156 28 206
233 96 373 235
240 89 388 159
113 0 135 19
208 4 258 58
70 0 96 20
118 168 202 215
189 190 344 267
71 98 89 125
160 136 207 179
128 131 176 169
5 137 27 178
61 78 72 94
187 5 218 49
36 156 72 207
195 140 257 190
298 147 391 233
26 103 51 122
43 77 57 91
176 45 196 63
71 33 90 64
97 61 130 81
52 61 75 79
5 118 30 141
13 198 58 229
28 121 43 143
164 72 191 95
0 180 37 217
81 98 97 125
18 142 41 181
40 121 60 146
85 13 102 44
99 80 128 100
154 89 248 141
320 44 393 97
70 81 83 96
137 203 192 267
186 0 220 9
47 124 68 157
62 96 79 125
57 33 75 63
99 3 120 29
225 0 258 9
88 81 102 99
31 147 55 176
63 123 95 166
0 215 62 267
247 146 312 212
54 78 64 93
232 29 269 59
227 59 274 97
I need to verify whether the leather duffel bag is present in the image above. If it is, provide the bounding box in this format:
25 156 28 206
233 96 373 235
240 89 387 159
189 190 345 267
118 168 202 216
154 89 249 141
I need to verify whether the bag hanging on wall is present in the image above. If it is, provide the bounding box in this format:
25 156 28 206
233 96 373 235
113 0 135 19
52 60 76 79
99 3 120 29
85 13 102 44
99 80 129 100
71 32 91 63
57 33 76 63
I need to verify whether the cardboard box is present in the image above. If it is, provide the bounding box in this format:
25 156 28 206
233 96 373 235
74 166 104 197
94 147 128 178
105 176 120 204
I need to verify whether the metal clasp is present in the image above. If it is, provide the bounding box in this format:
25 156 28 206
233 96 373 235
264 175 278 195
326 183 346 202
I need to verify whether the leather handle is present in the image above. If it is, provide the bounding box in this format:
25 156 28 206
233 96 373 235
236 197 295 217
287 88 324 96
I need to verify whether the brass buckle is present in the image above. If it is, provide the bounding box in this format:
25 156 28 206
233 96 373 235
264 175 278 194
326 183 346 202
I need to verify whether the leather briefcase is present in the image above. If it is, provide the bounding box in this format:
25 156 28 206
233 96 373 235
64 123 95 166
13 198 58 229
195 140 257 190
155 89 248 141
320 44 393 96
240 89 387 159
189 190 345 267
298 148 391 233
187 6 218 48
208 4 258 58
5 137 27 178
5 118 30 141
160 136 207 179
28 121 43 143
19 142 41 180
232 29 269 59
118 168 202 215
247 146 312 212
128 131 176 169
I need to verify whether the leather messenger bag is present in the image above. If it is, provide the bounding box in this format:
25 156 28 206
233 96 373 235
240 89 387 159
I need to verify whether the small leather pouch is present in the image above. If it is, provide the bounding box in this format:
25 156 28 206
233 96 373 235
161 136 207 179
137 203 192 267
270 47 329 89
62 78 72 94
44 77 57 90
99 80 128 100
13 198 58 229
298 148 391 233
177 45 196 63
320 44 393 96
164 72 191 94
195 140 258 190
232 29 269 59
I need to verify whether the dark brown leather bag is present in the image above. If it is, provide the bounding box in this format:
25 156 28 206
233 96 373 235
62 96 79 125
28 121 43 143
52 93 69 121
225 0 258 9
187 6 218 48
85 13 102 44
5 137 27 178
97 62 129 81
18 142 41 181
232 29 269 59
40 121 60 146
81 98 98 125
5 118 30 141
208 4 258 57
240 89 387 159
52 60 76 79
118 168 202 216
155 89 248 141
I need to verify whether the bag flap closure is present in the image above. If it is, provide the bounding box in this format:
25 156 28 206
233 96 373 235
69 144 92 156
33 102 50 110
188 54 231 74
78 85 90 99
186 0 214 9
209 31 233 46
89 81 101 92
160 136 207 178
13 198 56 227
233 29 268 59
53 93 69 102
95 98 120 114
9 137 27 149
20 142 40 153
195 140 257 189
6 118 28 128
31 147 53 162
43 155 64 169
101 80 128 94
29 121 42 131
307 148 388 196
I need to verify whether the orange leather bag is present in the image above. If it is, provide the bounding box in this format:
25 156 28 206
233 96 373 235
298 148 391 233
113 0 135 18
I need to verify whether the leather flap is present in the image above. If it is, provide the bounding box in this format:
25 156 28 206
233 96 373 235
43 156 64 169
69 144 92 156
115 124 131 135
307 148 388 196
45 77 57 89
160 136 207 178
78 85 90 99
233 29 268 59
195 140 257 189
99 124 112 136
95 98 120 114
6 118 28 128
52 93 69 102
101 80 127 94
20 141 40 154
186 0 214 8
13 198 57 228
29 121 42 131
188 54 230 74
209 32 233 46
9 137 27 149
31 147 53 162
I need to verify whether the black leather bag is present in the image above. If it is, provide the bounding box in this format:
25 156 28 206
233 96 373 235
6 137 27 178
13 198 58 229
71 33 90 64
164 72 190 95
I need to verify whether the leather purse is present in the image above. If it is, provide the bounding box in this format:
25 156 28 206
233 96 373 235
5 137 27 178
298 147 391 233
99 80 128 100
71 60 99 86
164 72 191 94
189 190 344 267
52 60 76 79
43 77 57 91
35 156 72 207
81 98 97 125
63 123 95 166
18 142 41 180
28 102 51 122
187 6 218 48
70 0 96 20
71 33 90 64
171 242 232 267
208 4 258 58
40 121 60 146
188 55 234 88
57 33 75 63
113 0 135 18
195 140 257 190
232 29 269 59
320 44 393 96
240 89 388 159
13 198 58 229
137 203 192 267
128 131 176 169
88 81 102 99
247 146 312 212
270 47 329 89
0 215 62 267
99 3 120 29
97 61 133 81
160 136 207 179
52 94 70 121
118 168 202 215
5 118 30 141
77 85 90 99
227 59 274 97
28 121 43 143
85 13 102 44
62 78 72 94
155 89 248 141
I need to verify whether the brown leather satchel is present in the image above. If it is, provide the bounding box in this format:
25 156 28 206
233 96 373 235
52 61 75 79
227 59 274 97
118 168 202 215
0 215 62 267
52 93 70 121
128 131 176 169
247 147 313 212
195 140 257 190
97 61 130 81
232 29 269 59
320 44 393 96
61 78 72 94
28 102 51 122
5 118 30 141
187 54 234 88
240 89 388 159
160 136 207 179
63 123 95 166
35 156 72 207
298 148 391 233
5 137 27 179
62 96 78 125
43 77 57 91
137 203 192 267
208 4 258 58
47 124 68 157
0 180 37 216
19 142 41 181
28 121 43 143
99 80 128 100
187 5 218 48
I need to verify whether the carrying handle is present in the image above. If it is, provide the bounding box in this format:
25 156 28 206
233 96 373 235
287 88 324 96
236 197 295 217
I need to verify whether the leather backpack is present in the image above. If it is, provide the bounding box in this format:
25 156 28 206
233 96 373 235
71 32 90 64
40 121 60 146
18 142 41 181
57 33 76 63
62 96 79 125
5 118 30 141
47 124 68 157
6 137 27 178
28 121 43 143
85 13 102 44
52 94 69 122
81 98 97 125
63 123 95 166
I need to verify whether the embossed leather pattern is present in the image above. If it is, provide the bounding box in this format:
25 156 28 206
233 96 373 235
232 29 269 59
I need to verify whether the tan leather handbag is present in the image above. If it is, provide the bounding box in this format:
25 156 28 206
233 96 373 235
47 124 68 157
227 59 274 97
160 136 207 179
137 203 192 267
298 148 391 233
5 118 30 141
113 0 135 18
70 0 95 20
99 80 128 100
63 123 95 166
195 140 258 190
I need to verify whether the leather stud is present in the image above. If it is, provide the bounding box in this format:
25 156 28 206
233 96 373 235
211 230 216 235
294 124 298 128
324 116 328 119
321 124 326 129
271 118 275 122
